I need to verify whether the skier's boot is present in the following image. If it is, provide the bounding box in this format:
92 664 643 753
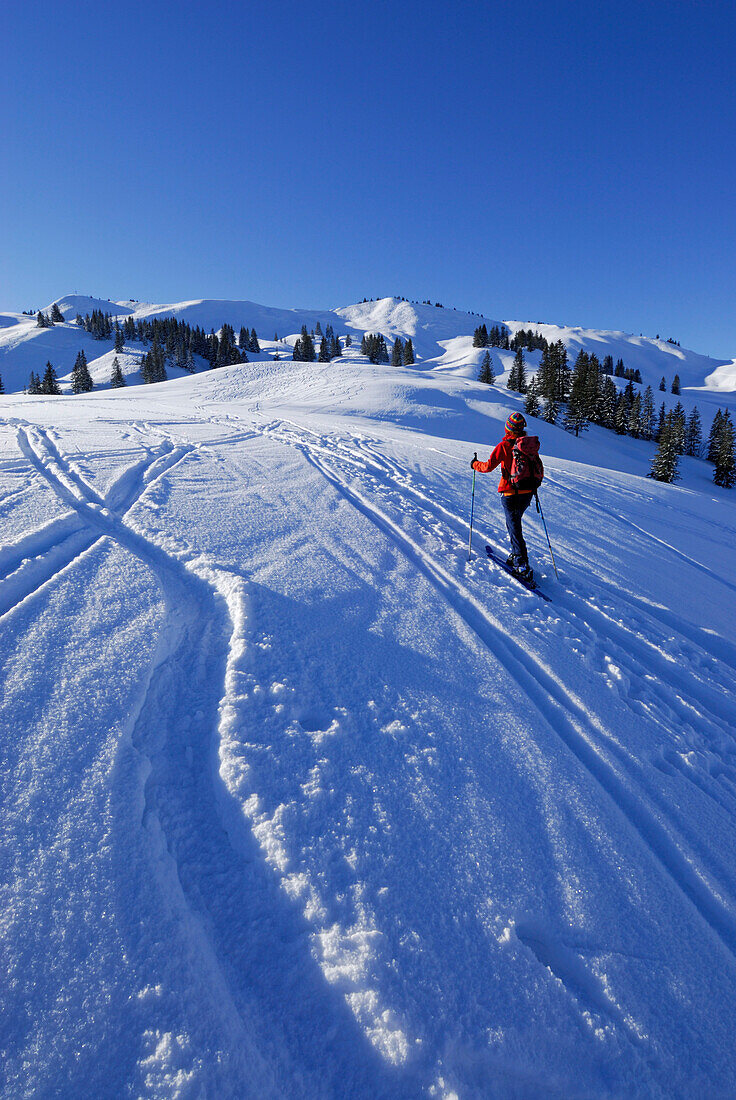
516 563 534 584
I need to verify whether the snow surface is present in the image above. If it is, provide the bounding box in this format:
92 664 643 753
1 305 736 1098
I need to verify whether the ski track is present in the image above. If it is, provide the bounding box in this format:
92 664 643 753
12 422 408 1098
260 417 736 968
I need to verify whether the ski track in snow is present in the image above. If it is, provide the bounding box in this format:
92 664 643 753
7 420 412 1097
258 417 736 965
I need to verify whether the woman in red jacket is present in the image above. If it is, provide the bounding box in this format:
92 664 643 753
471 412 534 581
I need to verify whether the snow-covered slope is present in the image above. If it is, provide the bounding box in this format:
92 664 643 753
1 347 735 1097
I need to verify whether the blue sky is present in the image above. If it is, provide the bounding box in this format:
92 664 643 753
3 0 735 356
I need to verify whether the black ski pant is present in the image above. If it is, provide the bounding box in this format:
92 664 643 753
501 493 532 567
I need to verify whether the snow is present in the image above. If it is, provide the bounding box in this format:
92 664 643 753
1 297 736 1097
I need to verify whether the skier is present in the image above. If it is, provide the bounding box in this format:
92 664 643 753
471 412 540 582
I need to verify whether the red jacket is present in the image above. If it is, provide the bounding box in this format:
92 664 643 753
472 431 532 495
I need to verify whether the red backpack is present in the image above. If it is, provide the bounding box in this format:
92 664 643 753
509 435 544 492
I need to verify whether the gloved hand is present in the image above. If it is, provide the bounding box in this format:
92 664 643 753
470 451 478 469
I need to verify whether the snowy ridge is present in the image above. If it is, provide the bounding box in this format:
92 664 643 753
1 293 734 408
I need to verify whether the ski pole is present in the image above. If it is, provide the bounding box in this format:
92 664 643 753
534 491 559 579
467 454 477 560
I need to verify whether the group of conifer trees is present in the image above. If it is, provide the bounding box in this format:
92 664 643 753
477 341 734 487
391 336 415 365
473 323 510 349
35 303 64 328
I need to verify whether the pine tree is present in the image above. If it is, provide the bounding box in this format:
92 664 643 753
110 356 126 387
614 394 629 435
524 379 541 418
508 347 527 393
249 328 260 353
36 310 51 328
478 350 494 384
315 321 323 336
713 413 735 487
659 376 666 392
50 302 64 323
345 334 352 348
671 374 681 395
114 322 124 353
707 409 724 462
71 350 94 393
671 402 686 453
392 337 404 367
600 377 617 429
40 361 62 395
650 414 680 482
684 407 703 457
542 396 558 423
656 402 667 441
626 393 642 438
28 371 41 395
641 385 656 440
318 335 331 362
564 351 590 435
403 338 415 365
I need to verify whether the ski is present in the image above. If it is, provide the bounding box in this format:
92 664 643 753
485 545 551 601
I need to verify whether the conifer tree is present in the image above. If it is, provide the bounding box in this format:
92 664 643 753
641 385 656 440
524 378 541 417
315 321 323 336
71 350 94 393
659 376 666 391
0 373 4 394
508 347 527 393
249 328 260 353
656 402 667 440
684 407 703 457
542 396 559 423
614 394 629 435
707 409 724 462
392 337 404 367
713 412 735 487
239 326 249 349
671 374 681 395
345 334 352 347
671 402 686 453
36 310 50 328
403 338 415 365
600 377 617 429
650 414 680 482
114 322 124 353
626 393 643 437
602 355 614 375
50 302 64 323
478 350 494 385
564 351 590 436
318 335 331 362
28 371 41 394
40 361 61 395
110 357 126 387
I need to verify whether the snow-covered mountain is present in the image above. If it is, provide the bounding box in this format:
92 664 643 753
1 294 736 1096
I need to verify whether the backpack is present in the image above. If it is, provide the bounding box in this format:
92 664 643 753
509 435 544 492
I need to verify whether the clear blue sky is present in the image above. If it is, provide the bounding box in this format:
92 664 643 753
3 0 735 356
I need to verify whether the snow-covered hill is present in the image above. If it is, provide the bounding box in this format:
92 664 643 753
1 295 734 416
1 298 736 1096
